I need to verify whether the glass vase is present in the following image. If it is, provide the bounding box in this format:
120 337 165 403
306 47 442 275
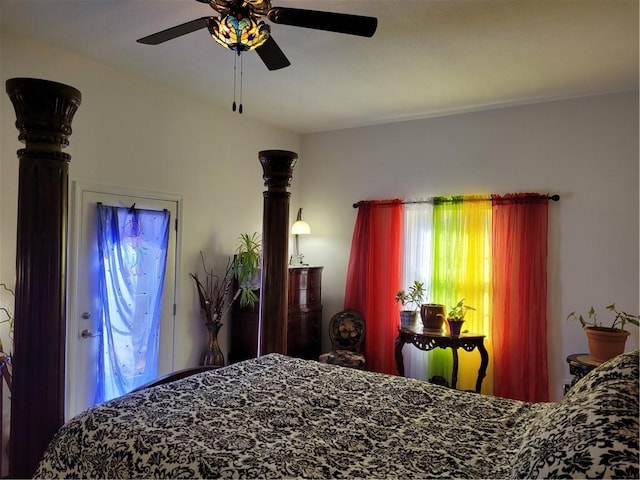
201 322 225 367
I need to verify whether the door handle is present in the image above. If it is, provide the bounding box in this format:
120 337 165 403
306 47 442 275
81 329 101 339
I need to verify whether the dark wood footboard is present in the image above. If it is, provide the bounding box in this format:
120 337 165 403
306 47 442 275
131 366 220 392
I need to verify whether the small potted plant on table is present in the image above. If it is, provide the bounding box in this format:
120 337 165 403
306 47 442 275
447 298 475 336
567 303 639 362
394 280 426 327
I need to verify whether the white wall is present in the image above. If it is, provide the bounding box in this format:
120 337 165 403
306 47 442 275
0 33 301 371
299 91 639 401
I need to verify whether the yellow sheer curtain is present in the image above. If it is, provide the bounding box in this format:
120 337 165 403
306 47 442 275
431 196 493 393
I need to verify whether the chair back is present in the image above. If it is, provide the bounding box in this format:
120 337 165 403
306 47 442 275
328 310 365 352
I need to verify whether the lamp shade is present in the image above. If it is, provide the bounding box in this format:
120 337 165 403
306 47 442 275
291 220 311 235
208 14 270 52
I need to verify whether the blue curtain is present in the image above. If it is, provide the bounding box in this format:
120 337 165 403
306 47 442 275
95 204 170 403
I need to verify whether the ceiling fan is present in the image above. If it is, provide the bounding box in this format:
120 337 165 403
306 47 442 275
137 0 378 71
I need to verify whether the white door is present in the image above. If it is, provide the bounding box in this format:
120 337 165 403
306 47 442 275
66 182 181 420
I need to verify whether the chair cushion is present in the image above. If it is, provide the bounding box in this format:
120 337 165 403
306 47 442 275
319 349 366 369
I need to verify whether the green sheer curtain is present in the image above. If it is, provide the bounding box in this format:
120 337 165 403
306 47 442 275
430 196 493 392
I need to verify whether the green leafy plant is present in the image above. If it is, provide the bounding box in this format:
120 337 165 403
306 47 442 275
232 232 262 308
567 303 639 331
394 280 426 311
448 298 475 321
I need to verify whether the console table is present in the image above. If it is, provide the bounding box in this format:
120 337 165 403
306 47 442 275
394 326 489 393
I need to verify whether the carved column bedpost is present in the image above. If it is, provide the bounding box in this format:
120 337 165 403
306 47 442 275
258 150 297 356
5 78 81 478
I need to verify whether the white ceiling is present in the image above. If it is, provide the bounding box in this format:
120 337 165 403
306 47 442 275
1 0 638 134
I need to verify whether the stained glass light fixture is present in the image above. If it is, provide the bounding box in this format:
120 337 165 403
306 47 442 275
208 13 270 52
207 12 271 114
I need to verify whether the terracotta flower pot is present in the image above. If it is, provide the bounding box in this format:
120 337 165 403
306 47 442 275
584 326 630 362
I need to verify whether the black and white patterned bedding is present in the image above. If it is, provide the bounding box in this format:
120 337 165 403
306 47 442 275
35 350 639 479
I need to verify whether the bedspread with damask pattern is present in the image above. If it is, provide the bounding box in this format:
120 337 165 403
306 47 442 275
35 351 639 479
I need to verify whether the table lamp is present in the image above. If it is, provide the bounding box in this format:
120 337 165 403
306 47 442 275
290 207 310 265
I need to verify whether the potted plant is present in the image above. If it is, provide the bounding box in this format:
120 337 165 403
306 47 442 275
566 303 639 362
447 298 475 336
394 280 425 327
232 232 262 308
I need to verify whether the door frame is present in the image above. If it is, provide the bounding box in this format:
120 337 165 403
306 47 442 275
66 181 183 420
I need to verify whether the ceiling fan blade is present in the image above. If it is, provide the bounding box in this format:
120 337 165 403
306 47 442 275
137 17 211 45
256 36 291 71
267 7 377 37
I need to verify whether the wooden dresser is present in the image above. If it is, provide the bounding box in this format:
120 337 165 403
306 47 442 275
229 266 323 363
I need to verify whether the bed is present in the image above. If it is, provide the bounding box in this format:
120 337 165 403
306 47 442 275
35 349 639 479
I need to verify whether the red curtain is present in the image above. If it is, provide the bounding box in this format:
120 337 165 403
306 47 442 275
345 200 403 375
491 193 549 401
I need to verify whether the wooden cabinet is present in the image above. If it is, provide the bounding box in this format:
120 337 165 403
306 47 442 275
287 266 323 359
229 266 323 363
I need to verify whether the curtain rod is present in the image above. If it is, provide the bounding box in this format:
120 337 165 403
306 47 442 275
352 194 560 208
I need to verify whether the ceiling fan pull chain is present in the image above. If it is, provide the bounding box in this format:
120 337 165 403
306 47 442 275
239 53 243 114
232 53 237 112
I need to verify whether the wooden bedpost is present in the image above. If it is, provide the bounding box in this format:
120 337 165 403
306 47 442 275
5 78 81 478
258 150 297 356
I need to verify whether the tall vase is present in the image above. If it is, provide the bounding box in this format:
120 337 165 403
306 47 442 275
201 322 225 367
